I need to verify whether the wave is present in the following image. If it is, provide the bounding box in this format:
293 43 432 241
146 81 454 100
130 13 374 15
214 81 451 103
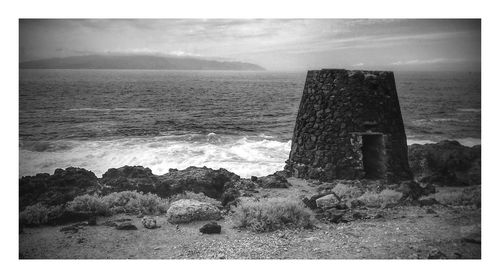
19 133 480 178
19 134 292 178
458 108 481 113
407 137 480 147
66 108 152 112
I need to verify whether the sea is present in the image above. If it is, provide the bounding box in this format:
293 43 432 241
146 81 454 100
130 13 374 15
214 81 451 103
19 70 481 178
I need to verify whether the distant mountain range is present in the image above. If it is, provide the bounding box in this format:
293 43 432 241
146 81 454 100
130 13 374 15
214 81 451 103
19 55 265 71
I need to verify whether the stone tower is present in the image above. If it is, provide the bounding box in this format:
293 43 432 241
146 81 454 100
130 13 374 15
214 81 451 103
285 69 413 182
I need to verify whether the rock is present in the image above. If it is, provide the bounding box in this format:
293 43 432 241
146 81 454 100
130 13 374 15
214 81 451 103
395 180 427 200
226 179 259 192
116 222 138 230
426 208 437 214
166 199 222 224
422 184 437 195
157 166 240 198
462 232 481 244
327 212 345 223
352 211 368 220
87 215 97 226
101 166 159 194
408 140 481 187
199 222 221 234
256 173 290 188
220 187 240 208
302 197 316 210
59 223 86 233
349 199 365 209
418 198 440 207
19 167 101 210
141 216 159 229
303 193 337 210
428 248 447 259
315 194 340 209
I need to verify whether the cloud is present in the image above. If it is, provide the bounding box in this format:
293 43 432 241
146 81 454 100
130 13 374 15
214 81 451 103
169 50 201 57
19 19 481 71
391 58 464 65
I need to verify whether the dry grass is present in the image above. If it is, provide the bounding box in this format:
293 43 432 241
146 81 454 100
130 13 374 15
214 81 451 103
20 190 220 226
430 186 481 207
232 197 315 232
332 183 363 200
357 189 403 208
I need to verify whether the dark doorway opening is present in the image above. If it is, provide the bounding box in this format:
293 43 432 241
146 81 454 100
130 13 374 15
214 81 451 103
361 134 386 179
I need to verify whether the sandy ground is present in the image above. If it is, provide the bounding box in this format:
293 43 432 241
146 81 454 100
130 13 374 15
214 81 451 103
19 178 481 259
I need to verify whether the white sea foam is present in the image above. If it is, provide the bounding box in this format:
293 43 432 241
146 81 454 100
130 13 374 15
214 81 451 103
458 108 481 113
19 134 480 178
407 137 481 147
66 108 152 112
19 134 292 178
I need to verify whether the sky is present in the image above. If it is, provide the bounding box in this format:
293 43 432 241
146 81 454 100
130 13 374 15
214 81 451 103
19 19 481 71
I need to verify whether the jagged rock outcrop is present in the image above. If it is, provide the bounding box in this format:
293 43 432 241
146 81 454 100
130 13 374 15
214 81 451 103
19 167 101 210
157 166 240 198
100 166 159 194
408 140 481 186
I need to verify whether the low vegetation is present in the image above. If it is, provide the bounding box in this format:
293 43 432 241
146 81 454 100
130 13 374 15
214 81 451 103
232 197 315 232
332 183 363 200
19 203 51 226
356 189 403 208
431 186 481 207
20 190 220 226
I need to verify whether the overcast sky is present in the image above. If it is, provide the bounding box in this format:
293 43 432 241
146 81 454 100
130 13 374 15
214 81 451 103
19 19 481 71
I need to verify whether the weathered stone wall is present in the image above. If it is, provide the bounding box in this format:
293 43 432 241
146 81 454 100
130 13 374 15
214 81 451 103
285 69 412 182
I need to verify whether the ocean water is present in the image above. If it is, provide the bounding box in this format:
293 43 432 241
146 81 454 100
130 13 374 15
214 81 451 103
19 70 481 178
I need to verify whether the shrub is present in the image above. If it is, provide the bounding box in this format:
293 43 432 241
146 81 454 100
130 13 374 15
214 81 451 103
232 197 315 232
168 191 221 207
67 191 169 216
19 203 50 225
102 191 169 215
68 194 109 215
332 183 363 200
432 186 481 207
357 189 403 208
20 191 171 225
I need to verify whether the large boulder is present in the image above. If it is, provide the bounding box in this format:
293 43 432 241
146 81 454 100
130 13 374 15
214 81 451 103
19 167 101 210
157 166 240 199
408 140 481 187
166 199 222 224
100 166 159 194
315 194 340 209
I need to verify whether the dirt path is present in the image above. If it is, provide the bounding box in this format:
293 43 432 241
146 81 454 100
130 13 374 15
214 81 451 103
19 204 480 259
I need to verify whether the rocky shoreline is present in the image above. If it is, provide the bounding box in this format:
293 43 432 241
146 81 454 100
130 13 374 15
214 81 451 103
19 140 481 259
19 140 480 211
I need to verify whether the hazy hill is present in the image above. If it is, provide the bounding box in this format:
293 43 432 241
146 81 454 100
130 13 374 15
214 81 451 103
19 55 265 71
